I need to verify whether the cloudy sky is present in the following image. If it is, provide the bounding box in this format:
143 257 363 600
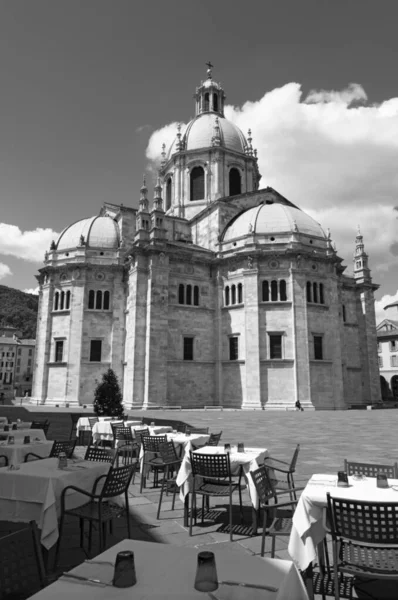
1 0 398 322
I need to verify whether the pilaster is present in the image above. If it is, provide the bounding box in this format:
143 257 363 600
242 265 262 409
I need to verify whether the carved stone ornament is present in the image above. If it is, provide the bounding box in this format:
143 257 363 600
96 272 105 281
268 259 279 270
247 256 254 269
60 272 68 282
73 268 81 280
159 252 166 265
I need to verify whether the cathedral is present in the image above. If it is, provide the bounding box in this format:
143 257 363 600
32 67 381 409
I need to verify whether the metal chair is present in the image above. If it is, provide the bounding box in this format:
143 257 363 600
205 431 222 446
263 444 300 500
327 492 398 600
0 521 46 598
30 420 50 436
189 450 244 541
24 439 77 462
156 441 182 519
0 454 8 467
84 445 115 463
55 464 136 563
250 465 302 557
140 435 168 492
344 459 398 479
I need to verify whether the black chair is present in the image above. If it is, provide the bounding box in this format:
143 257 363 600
133 427 150 446
69 413 82 440
185 426 209 435
264 444 300 500
0 454 8 467
344 459 398 479
189 450 244 541
24 439 77 462
140 435 168 492
156 441 182 519
251 465 302 557
84 445 115 463
205 431 222 446
30 420 50 436
0 521 46 598
327 492 398 600
55 464 136 563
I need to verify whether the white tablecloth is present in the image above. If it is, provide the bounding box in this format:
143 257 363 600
76 416 114 433
139 431 209 474
0 416 8 423
0 421 33 431
91 420 143 443
28 538 309 600
176 445 269 507
0 457 110 548
289 473 398 570
0 438 53 465
0 428 46 443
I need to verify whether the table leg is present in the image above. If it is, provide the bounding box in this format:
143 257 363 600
251 506 259 535
184 494 189 527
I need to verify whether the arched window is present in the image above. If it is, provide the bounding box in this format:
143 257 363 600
271 280 278 301
54 292 59 311
213 93 218 112
204 93 209 111
166 178 172 211
237 283 243 304
186 285 192 305
193 285 199 306
313 282 318 304
306 282 312 303
229 168 241 196
262 281 269 302
225 286 230 306
280 280 287 301
60 291 65 310
103 291 110 310
190 166 205 201
96 290 102 310
178 284 184 305
231 285 236 305
319 283 324 305
66 290 71 310
88 290 95 309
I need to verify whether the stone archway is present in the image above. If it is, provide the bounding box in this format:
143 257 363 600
391 375 398 399
380 376 390 401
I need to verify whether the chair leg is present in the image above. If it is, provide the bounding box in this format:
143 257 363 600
261 509 267 557
88 522 93 554
157 476 166 520
54 512 65 567
98 519 103 553
102 522 107 549
79 518 84 548
189 489 195 536
172 483 177 511
271 535 276 558
229 495 233 542
201 496 205 524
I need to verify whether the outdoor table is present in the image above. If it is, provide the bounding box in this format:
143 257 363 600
288 473 398 571
0 421 33 430
133 424 173 436
28 538 309 600
91 420 142 444
177 445 269 533
0 436 52 465
0 428 46 443
76 416 113 434
0 457 110 548
0 416 8 424
139 431 210 476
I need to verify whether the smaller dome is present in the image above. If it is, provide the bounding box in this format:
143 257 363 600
223 203 326 241
201 78 221 90
56 216 120 250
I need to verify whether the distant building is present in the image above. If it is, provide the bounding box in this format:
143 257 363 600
376 302 398 399
14 339 35 397
0 336 18 399
32 67 381 410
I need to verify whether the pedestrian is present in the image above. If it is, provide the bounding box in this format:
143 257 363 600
295 399 304 412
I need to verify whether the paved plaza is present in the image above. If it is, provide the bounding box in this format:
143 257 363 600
1 406 398 598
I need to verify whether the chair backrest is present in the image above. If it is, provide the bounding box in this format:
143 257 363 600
251 465 277 505
142 435 168 453
186 426 209 435
190 451 231 480
0 521 46 598
289 444 300 472
84 445 115 463
30 420 50 435
327 492 398 544
111 424 133 441
134 428 150 446
158 441 179 464
88 417 99 429
344 459 398 479
50 440 77 459
101 464 135 499
206 432 222 446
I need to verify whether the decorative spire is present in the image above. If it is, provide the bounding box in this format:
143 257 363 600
139 175 149 211
153 173 163 211
247 129 253 156
353 226 371 281
206 60 214 79
212 116 221 146
176 123 182 152
160 143 166 167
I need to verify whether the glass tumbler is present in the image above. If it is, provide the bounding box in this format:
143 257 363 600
194 551 218 592
113 551 137 588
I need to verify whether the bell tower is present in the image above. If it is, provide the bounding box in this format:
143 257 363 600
194 62 226 117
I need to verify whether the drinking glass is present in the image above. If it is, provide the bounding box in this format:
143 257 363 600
194 551 218 592
224 443 231 453
113 551 137 588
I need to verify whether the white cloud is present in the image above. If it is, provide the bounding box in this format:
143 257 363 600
0 223 59 262
375 290 398 324
0 262 12 281
146 82 398 287
23 286 39 295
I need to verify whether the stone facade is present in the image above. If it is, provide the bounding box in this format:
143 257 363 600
32 69 381 409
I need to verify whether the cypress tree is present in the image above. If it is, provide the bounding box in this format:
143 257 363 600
93 368 124 418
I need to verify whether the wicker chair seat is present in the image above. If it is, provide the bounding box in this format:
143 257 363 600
64 499 124 521
340 541 398 576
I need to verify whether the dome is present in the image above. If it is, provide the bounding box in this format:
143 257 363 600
167 114 247 158
56 215 120 250
223 203 326 241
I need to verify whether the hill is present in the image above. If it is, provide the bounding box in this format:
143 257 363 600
0 285 39 338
